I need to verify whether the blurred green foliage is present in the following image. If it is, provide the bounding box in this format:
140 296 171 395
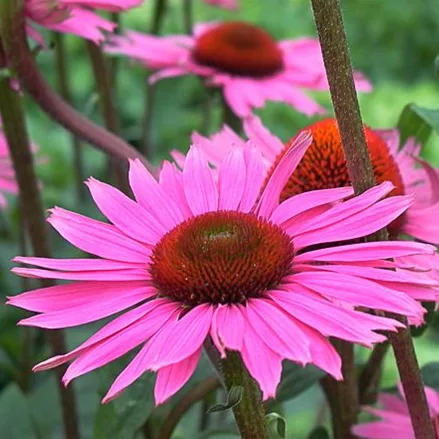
0 0 439 438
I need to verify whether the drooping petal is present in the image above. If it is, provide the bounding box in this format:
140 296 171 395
33 299 179 372
210 304 245 357
16 284 156 328
62 301 180 385
289 271 425 319
154 348 202 405
241 327 282 400
246 299 311 365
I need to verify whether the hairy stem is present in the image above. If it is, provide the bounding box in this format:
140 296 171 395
53 33 85 202
359 342 389 404
321 340 358 439
0 67 80 439
220 352 269 439
157 377 219 439
0 0 153 172
310 0 435 437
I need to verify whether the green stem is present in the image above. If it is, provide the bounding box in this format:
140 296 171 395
358 341 389 404
310 0 435 438
85 41 129 193
321 340 358 439
220 352 269 439
0 59 80 439
53 32 85 202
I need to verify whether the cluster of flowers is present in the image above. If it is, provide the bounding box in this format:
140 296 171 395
3 1 439 437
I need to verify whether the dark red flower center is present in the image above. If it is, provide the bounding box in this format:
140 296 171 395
192 22 284 77
150 211 294 306
266 118 406 236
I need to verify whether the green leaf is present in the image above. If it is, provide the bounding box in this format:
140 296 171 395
308 426 330 439
421 362 439 388
411 302 437 337
207 385 242 413
397 104 439 147
270 363 325 406
266 412 287 439
93 369 155 439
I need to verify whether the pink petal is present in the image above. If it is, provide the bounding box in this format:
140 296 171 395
159 162 192 219
256 130 312 219
48 207 149 263
33 299 178 372
86 177 165 245
147 304 213 370
290 271 425 318
12 267 150 281
218 148 246 210
183 147 218 215
102 314 181 403
241 328 282 400
128 159 185 228
7 281 153 313
243 116 283 162
12 257 142 271
270 289 398 347
246 299 311 365
16 283 156 328
63 301 179 385
270 187 354 229
238 144 266 213
154 348 202 405
295 241 435 263
210 304 245 357
294 194 414 250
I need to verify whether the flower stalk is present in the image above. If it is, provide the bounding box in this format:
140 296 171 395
220 352 270 439
0 0 154 173
310 0 435 437
86 41 128 192
53 32 85 202
0 56 80 439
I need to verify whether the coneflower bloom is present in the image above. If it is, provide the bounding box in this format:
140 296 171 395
353 384 439 438
25 0 143 44
104 21 371 117
8 134 437 405
188 117 439 254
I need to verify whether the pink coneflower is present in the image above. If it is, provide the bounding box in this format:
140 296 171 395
0 133 18 209
105 21 371 117
353 384 439 438
188 117 439 249
8 134 437 405
25 0 143 43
